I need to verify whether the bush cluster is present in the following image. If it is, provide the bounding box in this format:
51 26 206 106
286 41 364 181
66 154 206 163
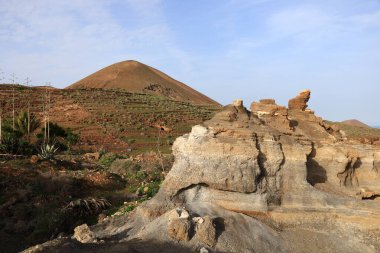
0 112 80 159
99 152 118 167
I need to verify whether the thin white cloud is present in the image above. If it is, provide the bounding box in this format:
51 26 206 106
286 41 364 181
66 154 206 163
0 0 379 125
225 4 380 59
0 0 193 87
267 5 380 42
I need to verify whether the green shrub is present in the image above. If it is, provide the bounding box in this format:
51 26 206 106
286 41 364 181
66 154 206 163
44 122 66 138
14 110 41 137
0 132 34 155
118 204 136 214
132 163 141 171
146 180 161 197
99 153 117 167
36 123 80 151
65 128 79 150
137 180 162 198
133 171 147 180
99 149 107 157
0 117 35 155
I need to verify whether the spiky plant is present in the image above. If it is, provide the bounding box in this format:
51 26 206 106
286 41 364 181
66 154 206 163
15 110 40 139
0 133 22 154
38 142 59 160
64 197 111 216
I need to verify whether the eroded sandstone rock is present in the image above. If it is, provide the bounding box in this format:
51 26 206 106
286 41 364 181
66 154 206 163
195 216 216 247
251 99 287 116
73 224 97 243
288 89 311 110
167 217 192 242
359 188 380 200
24 94 380 253
233 99 243 107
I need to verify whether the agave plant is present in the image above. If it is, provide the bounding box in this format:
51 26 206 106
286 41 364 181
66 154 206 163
0 133 22 154
38 142 59 160
15 110 41 138
64 197 111 216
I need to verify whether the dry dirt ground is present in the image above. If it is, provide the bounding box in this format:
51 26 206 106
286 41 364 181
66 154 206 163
0 152 173 253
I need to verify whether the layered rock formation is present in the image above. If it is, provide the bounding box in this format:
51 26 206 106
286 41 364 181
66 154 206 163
288 89 311 110
24 91 380 253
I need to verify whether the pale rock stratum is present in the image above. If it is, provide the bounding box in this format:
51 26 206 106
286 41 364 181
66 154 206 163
24 91 380 253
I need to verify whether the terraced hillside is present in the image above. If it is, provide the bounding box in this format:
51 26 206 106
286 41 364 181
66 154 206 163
0 85 221 153
330 120 380 144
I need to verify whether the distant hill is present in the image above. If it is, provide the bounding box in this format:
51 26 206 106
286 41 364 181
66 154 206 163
326 119 380 144
66 60 219 105
341 119 370 128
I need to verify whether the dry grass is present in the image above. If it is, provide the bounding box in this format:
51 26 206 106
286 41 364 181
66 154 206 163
328 121 380 142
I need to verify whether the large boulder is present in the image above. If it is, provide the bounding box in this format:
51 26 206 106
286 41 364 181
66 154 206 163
73 224 97 244
167 218 192 242
195 216 216 247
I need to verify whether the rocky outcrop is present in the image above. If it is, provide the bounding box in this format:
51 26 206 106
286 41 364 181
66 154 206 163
251 98 287 116
23 90 380 253
288 89 311 110
251 99 292 133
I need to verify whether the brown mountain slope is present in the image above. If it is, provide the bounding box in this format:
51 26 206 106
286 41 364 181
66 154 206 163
0 85 220 153
66 60 219 105
342 119 369 128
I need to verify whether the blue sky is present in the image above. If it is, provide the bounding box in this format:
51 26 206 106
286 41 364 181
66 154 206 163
0 0 379 125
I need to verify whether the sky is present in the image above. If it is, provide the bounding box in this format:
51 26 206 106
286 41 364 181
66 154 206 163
0 0 379 125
